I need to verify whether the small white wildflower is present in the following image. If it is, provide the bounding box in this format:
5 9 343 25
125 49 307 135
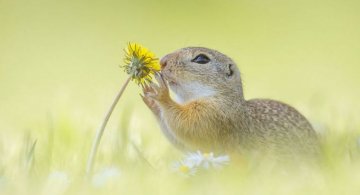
185 151 206 167
172 160 197 177
185 151 230 169
211 155 230 169
42 171 70 195
92 166 121 188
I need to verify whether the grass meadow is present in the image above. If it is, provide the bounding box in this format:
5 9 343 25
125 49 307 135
1 0 360 194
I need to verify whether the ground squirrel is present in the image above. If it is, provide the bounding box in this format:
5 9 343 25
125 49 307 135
141 47 319 157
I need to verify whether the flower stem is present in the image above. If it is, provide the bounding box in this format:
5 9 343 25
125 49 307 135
86 76 131 177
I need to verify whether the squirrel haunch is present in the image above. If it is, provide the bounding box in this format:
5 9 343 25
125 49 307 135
142 47 319 156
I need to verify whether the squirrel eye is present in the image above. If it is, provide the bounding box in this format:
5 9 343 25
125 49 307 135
191 54 210 64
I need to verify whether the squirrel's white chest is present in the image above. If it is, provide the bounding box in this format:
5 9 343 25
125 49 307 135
171 82 216 103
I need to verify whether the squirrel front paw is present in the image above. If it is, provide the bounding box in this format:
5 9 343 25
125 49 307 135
141 83 160 115
143 73 170 103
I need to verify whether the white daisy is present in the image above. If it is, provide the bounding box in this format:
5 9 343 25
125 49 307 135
91 166 121 188
172 160 197 177
210 155 230 169
185 151 230 169
185 151 206 167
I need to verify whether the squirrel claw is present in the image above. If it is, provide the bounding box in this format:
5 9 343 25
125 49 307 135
140 93 160 115
155 72 168 89
144 77 170 102
142 82 155 95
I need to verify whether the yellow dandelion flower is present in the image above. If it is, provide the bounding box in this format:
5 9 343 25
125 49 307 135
86 42 159 176
122 43 160 85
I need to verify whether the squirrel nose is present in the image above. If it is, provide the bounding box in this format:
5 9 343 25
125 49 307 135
160 56 168 69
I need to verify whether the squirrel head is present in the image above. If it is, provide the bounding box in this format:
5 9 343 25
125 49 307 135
160 47 244 103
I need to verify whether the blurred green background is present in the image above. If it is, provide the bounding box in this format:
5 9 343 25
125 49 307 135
1 0 360 131
1 0 360 193
1 0 360 153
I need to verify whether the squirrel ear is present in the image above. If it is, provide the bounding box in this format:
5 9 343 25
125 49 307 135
226 64 234 78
